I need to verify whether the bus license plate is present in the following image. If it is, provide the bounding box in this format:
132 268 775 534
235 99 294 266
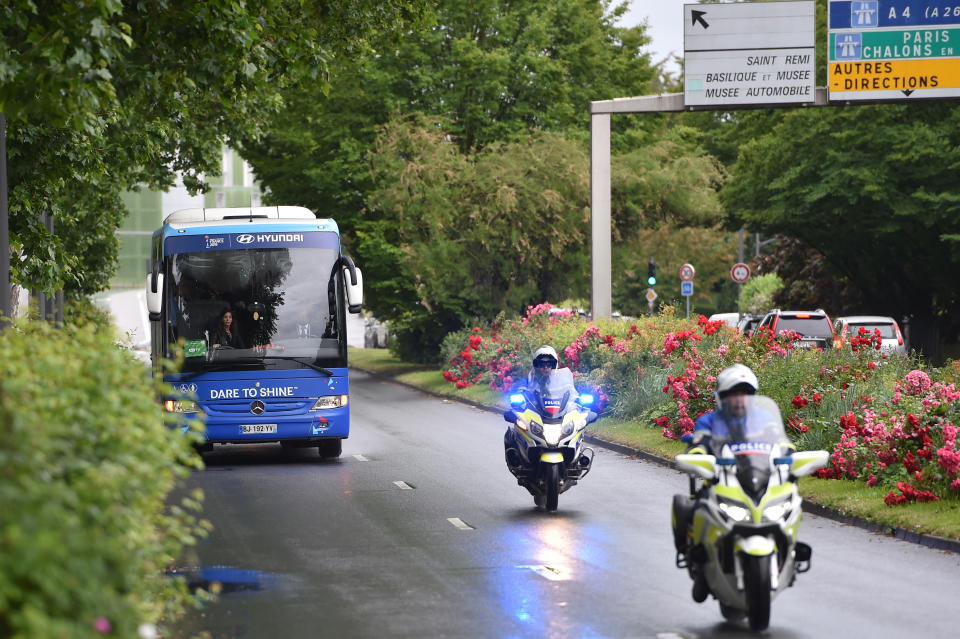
240 424 278 434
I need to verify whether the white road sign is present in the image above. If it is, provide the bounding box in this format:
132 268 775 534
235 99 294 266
731 263 752 284
645 288 658 303
684 1 816 106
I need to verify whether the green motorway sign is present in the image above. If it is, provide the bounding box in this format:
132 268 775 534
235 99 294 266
830 29 960 61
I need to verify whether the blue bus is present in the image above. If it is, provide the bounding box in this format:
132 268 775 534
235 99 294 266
146 206 363 457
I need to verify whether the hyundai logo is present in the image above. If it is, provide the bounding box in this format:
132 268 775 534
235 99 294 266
236 234 255 244
250 400 265 415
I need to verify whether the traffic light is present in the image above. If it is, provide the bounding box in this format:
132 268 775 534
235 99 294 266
647 257 657 286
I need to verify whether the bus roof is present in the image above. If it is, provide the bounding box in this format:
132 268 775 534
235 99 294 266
163 206 316 224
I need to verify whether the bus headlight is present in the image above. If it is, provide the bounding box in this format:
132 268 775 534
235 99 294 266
311 395 349 410
164 399 201 414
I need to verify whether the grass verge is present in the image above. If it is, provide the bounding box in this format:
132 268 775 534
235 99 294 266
348 347 960 542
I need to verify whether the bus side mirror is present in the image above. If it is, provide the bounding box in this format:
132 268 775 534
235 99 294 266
343 266 363 313
146 272 163 319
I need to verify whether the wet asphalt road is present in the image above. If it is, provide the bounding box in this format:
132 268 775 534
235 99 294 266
173 372 960 639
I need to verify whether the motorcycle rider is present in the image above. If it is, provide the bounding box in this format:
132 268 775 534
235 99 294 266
673 363 761 602
503 345 561 466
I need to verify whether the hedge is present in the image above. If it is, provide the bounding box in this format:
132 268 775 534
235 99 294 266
0 319 207 638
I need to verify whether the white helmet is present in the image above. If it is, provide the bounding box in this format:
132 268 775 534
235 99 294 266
532 345 559 369
715 364 758 397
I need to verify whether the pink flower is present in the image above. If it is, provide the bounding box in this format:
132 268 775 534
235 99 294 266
94 618 112 634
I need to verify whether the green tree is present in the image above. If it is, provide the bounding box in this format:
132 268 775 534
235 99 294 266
1 0 425 296
240 0 657 233
241 0 735 357
740 272 782 315
723 103 960 357
361 112 726 360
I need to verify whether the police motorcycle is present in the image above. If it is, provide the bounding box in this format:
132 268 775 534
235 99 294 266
502 367 598 512
671 396 828 631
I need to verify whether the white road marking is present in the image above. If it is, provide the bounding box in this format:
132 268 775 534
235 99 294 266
447 517 474 530
517 564 568 581
393 481 413 490
353 454 369 462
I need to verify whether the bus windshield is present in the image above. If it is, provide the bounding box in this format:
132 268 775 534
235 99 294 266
166 245 345 371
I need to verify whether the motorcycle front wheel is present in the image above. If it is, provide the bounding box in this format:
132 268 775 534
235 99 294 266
545 464 560 512
743 554 771 631
719 602 745 623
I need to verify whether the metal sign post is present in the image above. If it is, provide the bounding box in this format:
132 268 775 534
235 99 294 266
679 263 695 318
0 113 9 325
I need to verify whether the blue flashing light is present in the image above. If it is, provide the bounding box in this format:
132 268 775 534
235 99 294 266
509 393 525 406
579 394 594 405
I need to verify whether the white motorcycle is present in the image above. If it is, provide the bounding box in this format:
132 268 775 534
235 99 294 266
503 368 597 512
671 396 828 630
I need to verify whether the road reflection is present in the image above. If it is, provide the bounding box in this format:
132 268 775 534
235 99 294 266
492 513 606 638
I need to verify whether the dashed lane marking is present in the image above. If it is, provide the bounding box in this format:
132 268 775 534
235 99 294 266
447 517 474 530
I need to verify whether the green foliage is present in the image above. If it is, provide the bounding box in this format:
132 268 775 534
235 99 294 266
0 320 208 638
367 118 592 312
722 102 960 355
613 226 737 317
240 0 732 358
2 0 426 297
740 272 783 315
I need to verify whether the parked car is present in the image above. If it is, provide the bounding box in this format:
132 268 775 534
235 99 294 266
736 313 763 337
756 309 838 350
707 312 740 328
834 315 906 355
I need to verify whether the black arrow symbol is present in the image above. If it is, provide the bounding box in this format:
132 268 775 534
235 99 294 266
903 89 914 96
691 10 709 29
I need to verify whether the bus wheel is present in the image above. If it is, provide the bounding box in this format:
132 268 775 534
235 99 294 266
318 439 342 458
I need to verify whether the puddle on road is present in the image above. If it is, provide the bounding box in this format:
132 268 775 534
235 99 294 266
167 565 280 594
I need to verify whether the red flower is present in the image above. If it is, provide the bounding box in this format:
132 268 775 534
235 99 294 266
812 392 822 404
903 451 921 474
884 491 909 506
867 361 876 370
792 395 809 409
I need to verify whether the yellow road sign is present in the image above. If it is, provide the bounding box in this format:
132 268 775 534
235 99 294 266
830 58 960 97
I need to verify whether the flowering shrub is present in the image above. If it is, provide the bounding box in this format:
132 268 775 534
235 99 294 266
438 303 960 504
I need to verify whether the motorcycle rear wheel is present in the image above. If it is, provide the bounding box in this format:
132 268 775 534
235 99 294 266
545 464 560 512
743 555 771 631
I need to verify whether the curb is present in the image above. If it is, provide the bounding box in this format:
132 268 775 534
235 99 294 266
351 365 960 555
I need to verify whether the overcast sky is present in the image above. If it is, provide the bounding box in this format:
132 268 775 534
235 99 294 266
618 0 692 74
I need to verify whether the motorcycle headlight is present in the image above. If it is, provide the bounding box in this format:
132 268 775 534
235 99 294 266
542 423 561 445
531 422 544 437
562 422 574 436
164 399 201 414
763 501 791 522
718 501 751 523
311 395 349 410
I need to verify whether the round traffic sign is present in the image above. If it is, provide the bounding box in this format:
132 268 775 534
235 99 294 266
679 263 695 282
731 262 751 284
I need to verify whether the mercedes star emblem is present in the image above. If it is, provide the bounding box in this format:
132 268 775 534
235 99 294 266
250 400 265 415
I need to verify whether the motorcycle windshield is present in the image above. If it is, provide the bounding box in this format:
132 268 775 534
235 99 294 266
711 396 790 501
536 368 578 418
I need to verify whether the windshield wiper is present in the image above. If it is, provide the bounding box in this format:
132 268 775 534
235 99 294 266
258 356 334 377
